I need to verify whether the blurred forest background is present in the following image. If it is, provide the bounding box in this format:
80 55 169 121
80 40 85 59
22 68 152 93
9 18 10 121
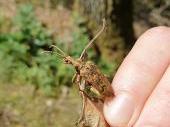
0 0 169 127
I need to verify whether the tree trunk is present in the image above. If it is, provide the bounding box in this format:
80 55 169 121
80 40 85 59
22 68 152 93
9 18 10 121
76 0 135 63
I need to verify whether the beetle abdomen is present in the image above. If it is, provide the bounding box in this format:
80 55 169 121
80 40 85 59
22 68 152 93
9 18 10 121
80 61 112 97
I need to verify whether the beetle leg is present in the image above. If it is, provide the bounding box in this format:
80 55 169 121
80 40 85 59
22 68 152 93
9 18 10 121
95 116 100 127
90 86 101 98
79 79 85 92
72 73 78 83
76 79 87 126
79 80 86 122
77 91 86 124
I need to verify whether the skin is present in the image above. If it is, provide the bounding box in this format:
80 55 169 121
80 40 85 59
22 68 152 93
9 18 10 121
103 26 170 127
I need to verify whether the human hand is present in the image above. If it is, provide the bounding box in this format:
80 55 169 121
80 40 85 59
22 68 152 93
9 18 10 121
104 27 170 127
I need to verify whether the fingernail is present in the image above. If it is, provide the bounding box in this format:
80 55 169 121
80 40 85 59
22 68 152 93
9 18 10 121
104 93 136 127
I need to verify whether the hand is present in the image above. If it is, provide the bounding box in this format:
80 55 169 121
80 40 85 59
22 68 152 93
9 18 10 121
104 27 170 127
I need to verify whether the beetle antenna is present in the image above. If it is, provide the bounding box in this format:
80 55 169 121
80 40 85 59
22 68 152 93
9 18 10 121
80 18 106 59
41 49 65 58
50 45 66 56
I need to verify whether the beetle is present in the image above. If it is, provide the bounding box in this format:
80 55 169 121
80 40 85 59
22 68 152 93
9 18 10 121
45 19 114 127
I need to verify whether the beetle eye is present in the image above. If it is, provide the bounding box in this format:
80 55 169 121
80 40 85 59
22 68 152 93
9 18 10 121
64 59 71 64
64 60 68 63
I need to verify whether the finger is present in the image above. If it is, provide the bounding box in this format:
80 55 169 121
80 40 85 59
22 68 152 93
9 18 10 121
103 27 170 127
135 65 170 127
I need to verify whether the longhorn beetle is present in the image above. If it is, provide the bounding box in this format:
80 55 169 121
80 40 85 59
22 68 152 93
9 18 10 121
45 19 114 127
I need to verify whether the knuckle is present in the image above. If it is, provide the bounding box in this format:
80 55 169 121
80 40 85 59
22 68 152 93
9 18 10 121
146 26 170 35
135 26 170 50
143 26 170 43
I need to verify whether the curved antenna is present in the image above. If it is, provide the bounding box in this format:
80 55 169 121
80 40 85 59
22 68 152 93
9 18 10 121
50 45 66 56
41 50 65 58
80 18 106 59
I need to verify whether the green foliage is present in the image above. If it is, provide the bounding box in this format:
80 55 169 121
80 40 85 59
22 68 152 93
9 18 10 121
0 4 59 95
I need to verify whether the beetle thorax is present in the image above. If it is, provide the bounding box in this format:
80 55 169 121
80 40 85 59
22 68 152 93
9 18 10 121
64 56 84 71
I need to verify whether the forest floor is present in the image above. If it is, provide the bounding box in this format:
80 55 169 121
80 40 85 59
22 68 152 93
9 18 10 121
0 84 81 127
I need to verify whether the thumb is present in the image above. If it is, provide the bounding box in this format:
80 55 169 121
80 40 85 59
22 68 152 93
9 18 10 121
103 27 170 127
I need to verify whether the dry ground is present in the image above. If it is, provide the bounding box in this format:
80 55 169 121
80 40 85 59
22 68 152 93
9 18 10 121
0 84 81 127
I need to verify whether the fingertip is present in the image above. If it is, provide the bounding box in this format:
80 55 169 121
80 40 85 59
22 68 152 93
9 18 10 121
104 93 136 127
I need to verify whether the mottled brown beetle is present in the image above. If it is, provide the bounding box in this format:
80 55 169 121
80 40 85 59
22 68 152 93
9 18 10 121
46 19 114 127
